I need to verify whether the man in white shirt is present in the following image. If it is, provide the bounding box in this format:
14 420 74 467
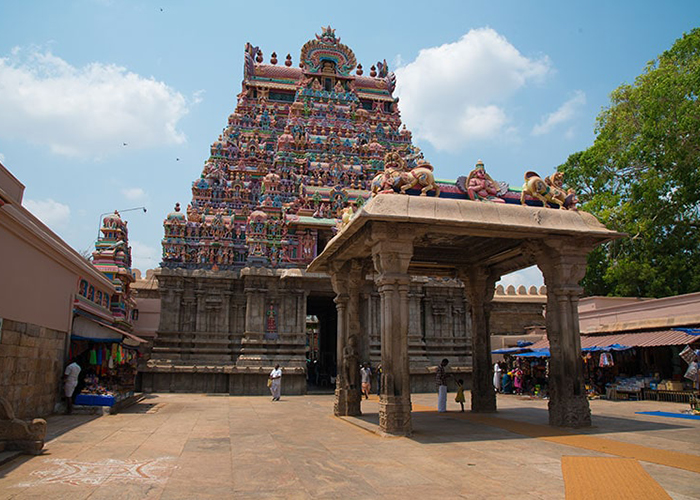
269 364 282 401
64 359 81 414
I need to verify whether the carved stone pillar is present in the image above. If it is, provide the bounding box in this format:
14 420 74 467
531 239 592 427
237 279 267 367
407 284 429 369
160 283 183 332
460 266 499 413
195 289 206 332
330 264 361 416
372 230 414 436
222 290 232 333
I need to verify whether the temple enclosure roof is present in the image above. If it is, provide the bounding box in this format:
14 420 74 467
308 194 624 277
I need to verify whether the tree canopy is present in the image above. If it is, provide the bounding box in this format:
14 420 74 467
559 28 700 298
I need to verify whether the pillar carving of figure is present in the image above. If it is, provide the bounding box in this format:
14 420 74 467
330 264 360 416
460 265 499 413
528 239 592 427
371 227 414 435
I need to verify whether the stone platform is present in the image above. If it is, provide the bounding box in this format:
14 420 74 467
1 393 698 499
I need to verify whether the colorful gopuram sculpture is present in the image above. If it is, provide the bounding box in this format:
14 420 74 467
93 211 136 330
162 26 424 270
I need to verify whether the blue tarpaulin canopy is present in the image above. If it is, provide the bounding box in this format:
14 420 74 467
492 344 631 357
516 349 550 357
674 328 700 336
492 347 530 354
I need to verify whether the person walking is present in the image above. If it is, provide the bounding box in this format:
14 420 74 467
376 364 382 396
63 358 81 414
493 362 503 392
269 364 282 401
360 363 372 399
436 358 450 412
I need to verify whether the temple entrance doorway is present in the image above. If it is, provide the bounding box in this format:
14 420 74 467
306 295 337 392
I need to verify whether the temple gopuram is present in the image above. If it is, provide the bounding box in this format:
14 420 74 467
143 28 547 394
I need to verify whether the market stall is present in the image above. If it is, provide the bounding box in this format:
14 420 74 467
69 315 145 410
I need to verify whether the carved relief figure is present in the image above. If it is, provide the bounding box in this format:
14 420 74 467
464 161 506 203
342 335 360 390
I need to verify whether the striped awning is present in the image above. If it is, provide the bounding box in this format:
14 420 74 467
530 330 700 350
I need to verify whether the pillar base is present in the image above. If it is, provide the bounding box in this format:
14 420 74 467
470 390 497 413
334 386 361 417
548 395 591 428
379 395 412 436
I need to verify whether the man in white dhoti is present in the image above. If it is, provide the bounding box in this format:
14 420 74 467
493 362 502 392
269 364 282 401
63 359 81 414
436 358 449 412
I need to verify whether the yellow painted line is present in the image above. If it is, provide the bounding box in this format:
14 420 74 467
561 456 671 500
411 403 700 474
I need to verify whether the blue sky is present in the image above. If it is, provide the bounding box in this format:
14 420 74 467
1 1 697 287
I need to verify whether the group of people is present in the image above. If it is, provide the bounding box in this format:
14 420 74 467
269 362 382 401
493 360 548 396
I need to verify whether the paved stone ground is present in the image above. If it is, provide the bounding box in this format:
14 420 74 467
1 392 698 499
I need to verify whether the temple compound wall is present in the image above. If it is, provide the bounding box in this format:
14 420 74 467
0 320 66 419
142 269 545 394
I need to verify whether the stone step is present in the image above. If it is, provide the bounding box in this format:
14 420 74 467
0 450 22 467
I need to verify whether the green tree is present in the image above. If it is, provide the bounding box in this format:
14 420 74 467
560 28 700 297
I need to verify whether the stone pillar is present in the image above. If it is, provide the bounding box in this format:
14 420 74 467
407 284 429 369
372 230 414 436
531 239 592 427
222 290 232 333
159 282 183 332
460 266 499 413
330 264 361 416
237 279 267 367
195 289 206 332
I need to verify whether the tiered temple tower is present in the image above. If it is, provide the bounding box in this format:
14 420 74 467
92 211 136 331
161 26 420 271
145 28 546 394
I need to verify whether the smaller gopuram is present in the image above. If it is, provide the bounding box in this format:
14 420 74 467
92 211 137 330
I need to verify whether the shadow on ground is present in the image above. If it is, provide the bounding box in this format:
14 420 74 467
349 406 693 445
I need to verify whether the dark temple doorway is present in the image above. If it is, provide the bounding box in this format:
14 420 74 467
306 295 337 393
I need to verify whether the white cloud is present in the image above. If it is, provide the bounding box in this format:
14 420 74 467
532 90 586 136
0 47 192 159
0 152 5 163
122 187 146 201
497 265 544 289
129 240 160 274
24 198 71 228
395 28 551 151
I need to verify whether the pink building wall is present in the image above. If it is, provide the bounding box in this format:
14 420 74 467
579 293 700 333
0 162 116 417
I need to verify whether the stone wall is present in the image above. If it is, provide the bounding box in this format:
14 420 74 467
490 300 546 335
0 319 66 418
145 269 546 395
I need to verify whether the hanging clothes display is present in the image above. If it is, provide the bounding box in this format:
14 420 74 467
599 352 615 368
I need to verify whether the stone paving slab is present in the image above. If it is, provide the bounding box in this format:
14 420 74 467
0 393 698 499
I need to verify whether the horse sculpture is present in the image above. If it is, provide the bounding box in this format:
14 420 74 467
371 162 440 197
520 171 577 209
